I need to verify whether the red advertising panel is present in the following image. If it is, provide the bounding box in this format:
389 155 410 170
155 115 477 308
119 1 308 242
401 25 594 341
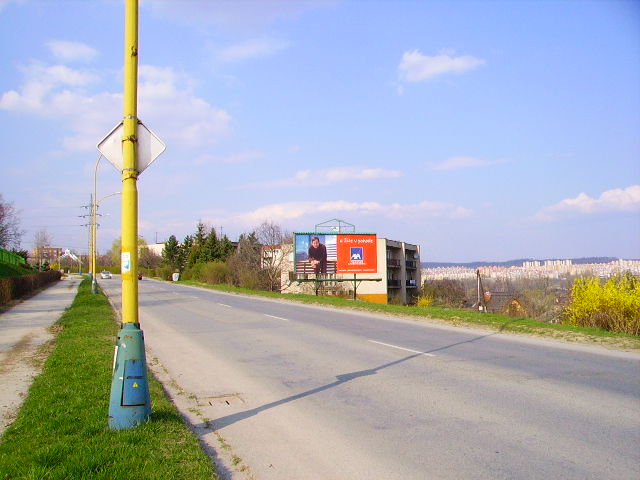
336 234 377 273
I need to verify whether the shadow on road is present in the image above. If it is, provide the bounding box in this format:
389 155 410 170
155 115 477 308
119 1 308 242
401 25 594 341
204 332 496 430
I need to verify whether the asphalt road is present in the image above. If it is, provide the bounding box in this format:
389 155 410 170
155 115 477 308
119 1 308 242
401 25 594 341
100 277 640 480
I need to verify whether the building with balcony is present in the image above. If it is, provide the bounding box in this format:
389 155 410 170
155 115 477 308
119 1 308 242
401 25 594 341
380 239 421 305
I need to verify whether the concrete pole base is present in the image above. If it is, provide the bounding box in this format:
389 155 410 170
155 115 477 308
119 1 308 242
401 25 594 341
108 323 151 429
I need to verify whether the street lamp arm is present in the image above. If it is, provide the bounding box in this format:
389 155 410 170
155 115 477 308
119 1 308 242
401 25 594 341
98 191 121 205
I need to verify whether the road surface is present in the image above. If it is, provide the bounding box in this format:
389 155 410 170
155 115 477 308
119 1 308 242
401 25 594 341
100 277 640 480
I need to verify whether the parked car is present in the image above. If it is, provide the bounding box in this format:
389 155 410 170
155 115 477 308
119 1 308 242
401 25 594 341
100 270 112 279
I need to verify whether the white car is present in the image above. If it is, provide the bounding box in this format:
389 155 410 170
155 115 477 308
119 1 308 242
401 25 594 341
100 270 112 279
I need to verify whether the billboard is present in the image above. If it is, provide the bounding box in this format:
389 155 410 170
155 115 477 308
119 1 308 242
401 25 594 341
294 233 377 275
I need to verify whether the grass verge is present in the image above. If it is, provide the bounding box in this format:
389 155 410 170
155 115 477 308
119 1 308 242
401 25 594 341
178 279 640 350
0 278 217 480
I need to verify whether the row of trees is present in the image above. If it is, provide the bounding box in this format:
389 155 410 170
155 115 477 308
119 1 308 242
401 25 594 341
161 222 235 272
155 220 291 292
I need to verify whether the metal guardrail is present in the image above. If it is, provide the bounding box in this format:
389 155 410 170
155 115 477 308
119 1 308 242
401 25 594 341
0 247 27 266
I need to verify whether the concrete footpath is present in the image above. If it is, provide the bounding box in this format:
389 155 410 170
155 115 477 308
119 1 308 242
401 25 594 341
0 275 81 435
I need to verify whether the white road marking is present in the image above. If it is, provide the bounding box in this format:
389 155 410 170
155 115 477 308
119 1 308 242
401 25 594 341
368 340 435 357
218 303 232 308
264 314 289 321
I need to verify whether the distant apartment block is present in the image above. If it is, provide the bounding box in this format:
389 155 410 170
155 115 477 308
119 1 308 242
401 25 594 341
424 259 640 281
29 247 64 265
281 237 421 305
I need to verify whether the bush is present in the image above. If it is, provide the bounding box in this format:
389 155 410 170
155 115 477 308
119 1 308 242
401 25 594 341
0 269 62 306
416 295 433 307
519 287 563 323
154 265 174 281
563 273 640 335
422 279 467 308
181 263 205 281
200 261 231 285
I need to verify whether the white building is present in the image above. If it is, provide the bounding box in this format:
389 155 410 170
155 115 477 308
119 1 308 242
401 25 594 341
145 243 165 257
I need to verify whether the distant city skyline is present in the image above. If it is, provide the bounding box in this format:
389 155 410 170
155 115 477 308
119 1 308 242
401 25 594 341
424 258 640 281
1 1 639 262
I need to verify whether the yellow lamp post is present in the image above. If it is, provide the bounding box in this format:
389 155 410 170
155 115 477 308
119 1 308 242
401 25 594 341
98 0 164 429
107 0 149 429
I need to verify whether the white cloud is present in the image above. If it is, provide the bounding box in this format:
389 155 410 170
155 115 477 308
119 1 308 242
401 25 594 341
0 61 233 152
429 156 504 171
257 167 403 187
535 185 640 221
138 66 232 149
208 199 472 229
46 40 98 63
217 38 289 62
398 49 485 83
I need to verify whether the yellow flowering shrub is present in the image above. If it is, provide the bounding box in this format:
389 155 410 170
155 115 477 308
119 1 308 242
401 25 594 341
417 294 434 307
564 273 640 335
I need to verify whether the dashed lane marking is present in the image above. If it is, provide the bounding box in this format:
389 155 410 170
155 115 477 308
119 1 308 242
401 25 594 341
368 340 436 357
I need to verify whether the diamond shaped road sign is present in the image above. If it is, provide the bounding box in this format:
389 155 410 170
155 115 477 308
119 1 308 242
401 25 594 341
97 120 166 174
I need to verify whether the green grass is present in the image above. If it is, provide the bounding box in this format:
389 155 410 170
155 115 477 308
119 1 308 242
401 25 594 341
178 279 640 348
0 279 217 480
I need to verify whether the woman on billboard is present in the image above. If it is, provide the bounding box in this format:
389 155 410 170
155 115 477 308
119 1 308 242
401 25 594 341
308 236 327 274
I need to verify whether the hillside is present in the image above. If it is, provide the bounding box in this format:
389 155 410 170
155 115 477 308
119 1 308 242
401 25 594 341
0 262 34 279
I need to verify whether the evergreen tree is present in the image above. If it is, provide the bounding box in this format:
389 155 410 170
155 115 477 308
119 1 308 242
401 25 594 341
162 235 181 271
180 235 193 271
217 235 234 261
201 228 218 262
188 222 207 267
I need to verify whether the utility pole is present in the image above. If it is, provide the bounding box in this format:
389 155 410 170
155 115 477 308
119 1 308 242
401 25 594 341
108 0 151 429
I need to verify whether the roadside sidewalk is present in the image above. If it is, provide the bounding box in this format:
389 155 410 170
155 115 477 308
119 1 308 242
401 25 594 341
0 275 81 435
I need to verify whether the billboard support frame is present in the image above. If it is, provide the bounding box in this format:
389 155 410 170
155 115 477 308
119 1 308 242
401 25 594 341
294 276 382 299
314 218 355 234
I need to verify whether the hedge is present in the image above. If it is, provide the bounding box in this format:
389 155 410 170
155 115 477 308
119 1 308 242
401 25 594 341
0 270 63 306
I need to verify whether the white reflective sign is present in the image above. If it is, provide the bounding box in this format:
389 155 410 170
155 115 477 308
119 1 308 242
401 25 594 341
97 120 166 174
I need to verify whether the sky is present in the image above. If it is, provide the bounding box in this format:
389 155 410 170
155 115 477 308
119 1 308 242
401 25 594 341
1 0 639 263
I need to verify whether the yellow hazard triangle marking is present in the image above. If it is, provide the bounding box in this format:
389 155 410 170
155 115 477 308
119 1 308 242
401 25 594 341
132 382 139 388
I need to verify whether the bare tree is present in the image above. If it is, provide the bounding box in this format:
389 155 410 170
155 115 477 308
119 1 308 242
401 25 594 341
226 232 264 289
32 228 53 267
0 194 23 249
139 247 162 269
255 221 292 291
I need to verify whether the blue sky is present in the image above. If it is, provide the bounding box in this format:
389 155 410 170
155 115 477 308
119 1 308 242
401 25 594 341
1 0 638 262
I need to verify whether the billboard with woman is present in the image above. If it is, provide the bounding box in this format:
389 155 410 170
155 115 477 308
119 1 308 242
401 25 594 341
294 232 377 275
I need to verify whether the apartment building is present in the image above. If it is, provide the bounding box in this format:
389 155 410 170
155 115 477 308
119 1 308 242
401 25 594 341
29 247 64 266
382 239 421 305
281 237 421 305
